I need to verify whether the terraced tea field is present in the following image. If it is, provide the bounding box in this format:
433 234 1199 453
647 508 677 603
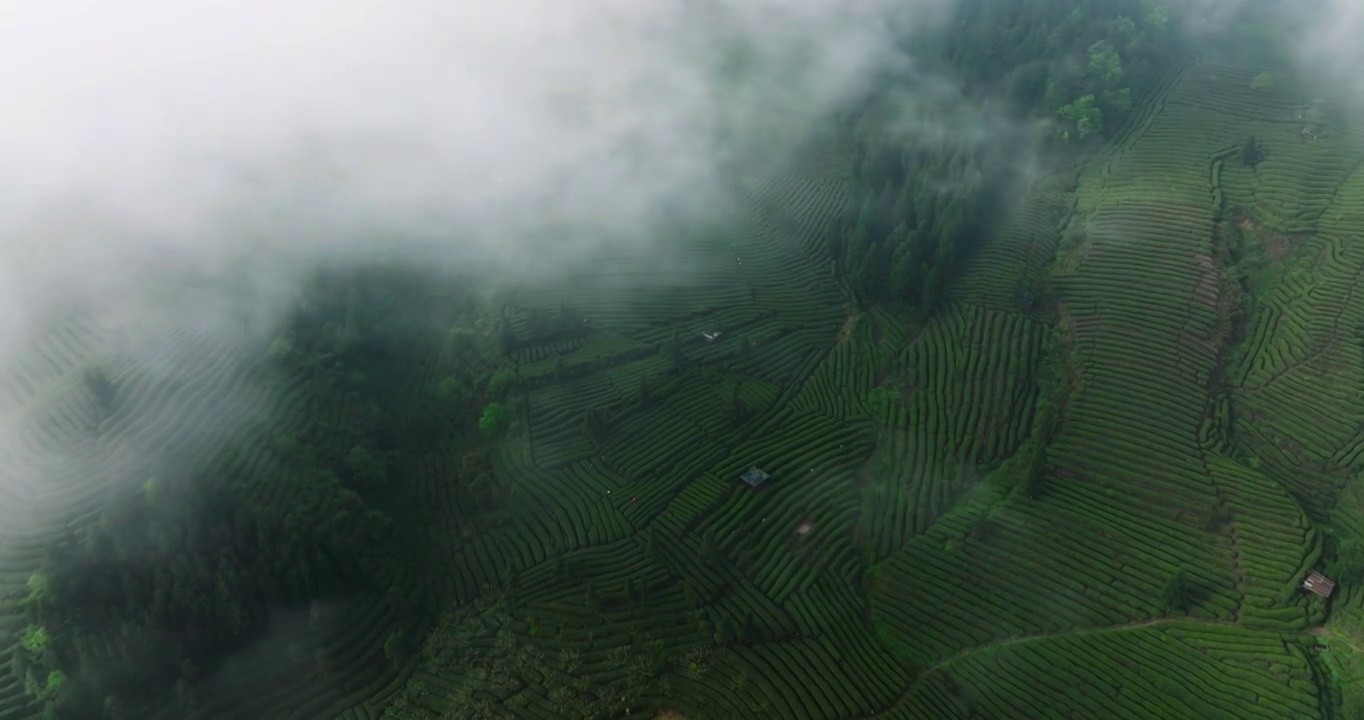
4 57 1364 719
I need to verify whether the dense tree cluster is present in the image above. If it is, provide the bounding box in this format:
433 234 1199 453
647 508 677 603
13 452 395 718
942 0 1178 141
12 269 504 719
825 1 1186 316
828 124 1008 317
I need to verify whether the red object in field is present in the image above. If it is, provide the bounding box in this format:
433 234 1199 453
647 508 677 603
632 497 637 504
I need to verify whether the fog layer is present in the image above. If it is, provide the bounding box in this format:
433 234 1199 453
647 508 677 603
0 0 959 351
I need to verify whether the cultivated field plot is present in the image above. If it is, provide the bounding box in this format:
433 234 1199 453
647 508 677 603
1219 66 1364 717
371 143 1066 715
0 60 1356 720
372 62 1335 719
869 60 1329 717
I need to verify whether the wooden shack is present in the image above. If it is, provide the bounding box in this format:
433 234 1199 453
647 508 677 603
1303 570 1336 598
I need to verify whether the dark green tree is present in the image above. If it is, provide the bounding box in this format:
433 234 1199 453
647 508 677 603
83 369 116 419
740 611 759 643
1058 94 1103 141
1335 538 1364 583
345 445 386 490
713 617 737 647
1160 568 1190 613
498 321 517 355
730 382 747 422
668 330 684 372
487 370 513 396
1023 444 1050 499
479 403 507 438
1241 135 1265 168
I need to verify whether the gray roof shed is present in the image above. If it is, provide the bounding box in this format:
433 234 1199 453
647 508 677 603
739 467 770 488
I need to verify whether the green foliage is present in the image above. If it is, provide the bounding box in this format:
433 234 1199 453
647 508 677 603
1087 40 1123 85
479 403 507 438
141 476 160 507
1107 87 1132 113
13 10 1342 719
1159 568 1189 613
82 369 116 417
729 381 748 422
21 572 48 608
14 269 500 717
22 451 397 712
346 444 387 489
1241 135 1265 168
1143 0 1169 32
667 329 685 372
39 670 65 701
946 0 1179 140
266 335 294 361
1203 505 1232 532
865 387 901 414
383 630 408 666
834 123 1005 314
20 625 48 657
447 327 480 358
1058 94 1103 140
584 580 601 611
1334 538 1364 584
487 370 514 396
1023 444 1050 499
970 515 999 542
862 563 883 595
437 375 466 400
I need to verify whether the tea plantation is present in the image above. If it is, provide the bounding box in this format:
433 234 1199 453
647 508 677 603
5 52 1364 720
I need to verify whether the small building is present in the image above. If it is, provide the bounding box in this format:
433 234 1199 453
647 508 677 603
1303 570 1336 598
739 467 770 489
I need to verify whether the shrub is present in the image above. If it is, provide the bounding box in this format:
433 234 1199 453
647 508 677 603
1335 538 1364 583
479 403 507 438
1241 135 1264 168
39 670 65 701
487 370 513 396
437 376 465 400
21 572 48 609
1160 569 1190 613
865 387 901 414
20 625 48 657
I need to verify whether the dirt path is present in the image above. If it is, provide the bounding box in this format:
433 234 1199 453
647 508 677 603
836 310 862 344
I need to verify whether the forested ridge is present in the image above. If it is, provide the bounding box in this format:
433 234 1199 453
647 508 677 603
945 0 1177 139
7 0 1364 718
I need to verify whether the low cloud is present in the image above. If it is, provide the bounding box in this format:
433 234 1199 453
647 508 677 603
0 0 957 354
1175 0 1364 97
